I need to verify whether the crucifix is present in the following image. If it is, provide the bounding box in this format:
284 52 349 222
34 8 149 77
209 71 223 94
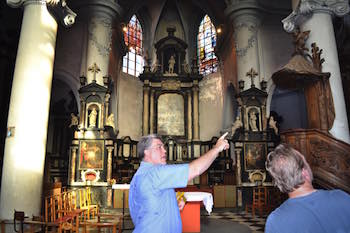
246 68 258 87
88 62 101 83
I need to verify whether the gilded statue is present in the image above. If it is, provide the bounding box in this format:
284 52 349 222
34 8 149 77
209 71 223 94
69 113 79 128
106 113 115 129
89 108 98 127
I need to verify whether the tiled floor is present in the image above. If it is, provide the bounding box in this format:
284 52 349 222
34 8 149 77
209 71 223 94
205 209 267 233
119 207 267 233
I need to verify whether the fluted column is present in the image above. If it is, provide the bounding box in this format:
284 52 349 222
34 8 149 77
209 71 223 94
282 0 350 143
225 1 262 90
1 0 59 220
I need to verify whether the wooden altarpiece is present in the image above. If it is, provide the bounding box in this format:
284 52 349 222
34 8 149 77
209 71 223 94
231 69 279 208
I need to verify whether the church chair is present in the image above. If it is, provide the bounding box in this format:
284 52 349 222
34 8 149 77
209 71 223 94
245 186 268 217
78 188 98 220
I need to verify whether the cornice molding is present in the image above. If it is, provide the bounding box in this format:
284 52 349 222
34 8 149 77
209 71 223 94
224 0 263 24
282 0 350 32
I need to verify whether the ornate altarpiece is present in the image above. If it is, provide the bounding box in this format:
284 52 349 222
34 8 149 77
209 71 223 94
68 73 116 187
139 27 203 142
231 69 279 208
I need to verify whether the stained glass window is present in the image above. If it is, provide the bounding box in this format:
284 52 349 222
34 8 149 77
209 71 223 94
122 15 144 77
197 15 218 75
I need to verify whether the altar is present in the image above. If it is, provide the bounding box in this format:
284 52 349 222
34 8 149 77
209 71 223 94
181 192 213 233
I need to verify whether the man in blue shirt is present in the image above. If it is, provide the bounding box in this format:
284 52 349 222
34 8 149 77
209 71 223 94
265 143 350 233
129 133 229 233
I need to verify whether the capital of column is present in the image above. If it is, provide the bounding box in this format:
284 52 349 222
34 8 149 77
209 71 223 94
71 0 123 21
224 0 262 26
282 0 349 32
7 0 44 8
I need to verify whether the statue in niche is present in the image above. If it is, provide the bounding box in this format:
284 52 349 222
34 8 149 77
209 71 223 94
69 113 79 128
89 108 98 127
168 55 176 73
249 110 259 131
231 116 243 136
106 113 115 129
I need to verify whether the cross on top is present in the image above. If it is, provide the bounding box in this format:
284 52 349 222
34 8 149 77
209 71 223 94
246 68 258 87
88 62 101 82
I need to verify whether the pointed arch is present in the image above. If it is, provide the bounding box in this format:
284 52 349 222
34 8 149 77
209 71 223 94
197 15 218 75
122 15 144 77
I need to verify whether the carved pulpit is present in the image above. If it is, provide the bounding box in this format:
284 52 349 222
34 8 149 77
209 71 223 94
139 27 202 143
69 66 116 186
231 68 279 208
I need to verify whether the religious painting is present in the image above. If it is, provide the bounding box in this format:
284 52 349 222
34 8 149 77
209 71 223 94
157 93 185 136
244 142 266 171
79 140 104 170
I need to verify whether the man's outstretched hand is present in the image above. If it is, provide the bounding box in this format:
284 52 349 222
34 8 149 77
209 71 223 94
214 132 230 152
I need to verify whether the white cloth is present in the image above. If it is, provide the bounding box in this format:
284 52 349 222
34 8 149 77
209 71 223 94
112 184 130 190
183 192 213 214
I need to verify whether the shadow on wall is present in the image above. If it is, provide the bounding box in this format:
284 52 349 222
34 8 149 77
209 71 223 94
270 87 308 131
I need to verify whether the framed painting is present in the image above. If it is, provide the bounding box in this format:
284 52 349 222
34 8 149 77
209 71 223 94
244 142 266 171
79 140 104 170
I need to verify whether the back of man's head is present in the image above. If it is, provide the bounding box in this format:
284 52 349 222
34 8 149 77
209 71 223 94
266 143 313 193
137 134 162 160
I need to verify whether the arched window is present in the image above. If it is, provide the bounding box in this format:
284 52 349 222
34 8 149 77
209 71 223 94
197 15 218 75
122 15 144 77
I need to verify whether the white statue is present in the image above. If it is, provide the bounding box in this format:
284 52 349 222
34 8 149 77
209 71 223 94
231 116 243 136
89 108 98 127
168 55 175 73
269 116 279 135
249 110 258 131
106 113 115 129
69 113 79 128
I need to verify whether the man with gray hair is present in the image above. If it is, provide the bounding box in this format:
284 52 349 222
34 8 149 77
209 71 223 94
129 133 229 233
265 143 350 233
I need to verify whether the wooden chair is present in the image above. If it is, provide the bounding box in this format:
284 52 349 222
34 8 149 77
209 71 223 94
78 188 98 220
80 213 122 233
245 186 268 217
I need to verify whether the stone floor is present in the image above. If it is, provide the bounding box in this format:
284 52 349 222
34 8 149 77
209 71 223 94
115 207 267 233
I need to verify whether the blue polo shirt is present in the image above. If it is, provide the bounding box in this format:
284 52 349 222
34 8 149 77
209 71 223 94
129 162 189 233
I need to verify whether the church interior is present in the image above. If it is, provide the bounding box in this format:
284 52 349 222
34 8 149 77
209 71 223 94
1 0 350 232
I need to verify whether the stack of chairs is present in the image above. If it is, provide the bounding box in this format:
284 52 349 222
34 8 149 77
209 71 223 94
245 186 269 217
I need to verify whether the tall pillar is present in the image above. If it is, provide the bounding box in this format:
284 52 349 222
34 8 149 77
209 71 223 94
192 83 199 140
143 83 150 135
149 90 155 134
73 1 123 85
0 0 62 219
282 0 350 143
225 1 262 90
187 90 192 141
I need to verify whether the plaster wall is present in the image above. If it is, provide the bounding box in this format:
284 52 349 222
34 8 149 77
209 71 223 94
199 73 224 140
116 73 143 140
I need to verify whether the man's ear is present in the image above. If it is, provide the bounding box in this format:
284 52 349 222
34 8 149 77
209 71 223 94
143 149 150 160
302 168 311 182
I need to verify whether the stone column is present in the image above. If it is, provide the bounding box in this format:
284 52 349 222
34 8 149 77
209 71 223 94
143 83 150 135
106 147 113 181
149 90 155 134
192 83 200 140
282 0 350 143
225 1 262 90
187 90 192 141
70 146 78 184
0 0 70 219
74 1 122 85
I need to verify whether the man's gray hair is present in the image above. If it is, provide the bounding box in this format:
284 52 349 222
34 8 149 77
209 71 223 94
137 134 162 160
265 143 313 193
